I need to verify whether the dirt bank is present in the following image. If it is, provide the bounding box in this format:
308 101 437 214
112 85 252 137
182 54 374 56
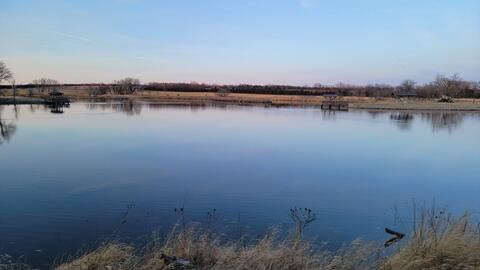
3 89 480 111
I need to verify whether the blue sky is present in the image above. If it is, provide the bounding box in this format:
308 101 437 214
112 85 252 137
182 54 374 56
1 0 479 85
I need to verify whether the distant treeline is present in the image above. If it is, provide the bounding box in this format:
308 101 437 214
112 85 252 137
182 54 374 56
143 74 480 98
4 74 480 98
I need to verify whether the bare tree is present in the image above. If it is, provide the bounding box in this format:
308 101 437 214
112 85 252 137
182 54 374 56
399 80 416 93
111 78 141 95
32 78 59 93
0 61 13 83
0 61 13 96
216 88 230 97
433 73 466 98
87 84 109 97
10 79 16 100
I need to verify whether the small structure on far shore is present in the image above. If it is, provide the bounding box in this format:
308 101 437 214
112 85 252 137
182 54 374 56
44 89 71 113
320 93 349 111
439 95 454 103
44 89 70 106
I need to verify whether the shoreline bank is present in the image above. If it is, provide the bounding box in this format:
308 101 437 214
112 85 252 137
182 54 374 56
2 91 480 111
0 97 44 105
6 209 475 270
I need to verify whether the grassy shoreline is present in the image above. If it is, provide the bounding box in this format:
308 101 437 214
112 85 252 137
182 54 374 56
1 90 480 111
53 209 480 270
0 96 44 105
2 208 478 270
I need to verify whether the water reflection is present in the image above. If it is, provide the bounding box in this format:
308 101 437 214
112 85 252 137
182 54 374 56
320 110 338 121
390 112 414 131
82 102 478 134
29 104 44 113
0 103 68 145
147 102 216 112
86 101 143 115
0 108 17 145
4 102 480 136
419 113 465 133
84 101 234 115
1 103 480 268
365 110 476 133
0 120 16 144
366 110 384 119
48 103 70 114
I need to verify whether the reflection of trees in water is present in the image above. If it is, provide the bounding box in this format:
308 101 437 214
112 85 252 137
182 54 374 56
321 110 338 121
47 104 70 114
85 101 233 115
146 103 213 112
420 113 465 133
12 104 19 120
0 107 17 145
29 104 43 113
366 110 385 119
144 102 235 113
0 119 16 144
372 110 473 133
86 101 143 116
390 112 414 131
471 113 480 121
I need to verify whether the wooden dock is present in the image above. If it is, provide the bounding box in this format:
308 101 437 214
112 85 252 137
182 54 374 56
43 90 71 106
43 90 71 113
44 96 70 106
320 100 349 111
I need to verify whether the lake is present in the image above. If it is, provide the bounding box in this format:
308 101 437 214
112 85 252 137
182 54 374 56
0 102 479 268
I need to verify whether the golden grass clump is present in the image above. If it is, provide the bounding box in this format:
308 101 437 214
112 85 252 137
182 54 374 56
53 225 380 270
55 244 135 270
36 207 480 270
381 209 480 270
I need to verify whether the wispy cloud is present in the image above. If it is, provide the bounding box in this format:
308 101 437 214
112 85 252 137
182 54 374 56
112 33 145 43
299 0 320 8
54 31 92 43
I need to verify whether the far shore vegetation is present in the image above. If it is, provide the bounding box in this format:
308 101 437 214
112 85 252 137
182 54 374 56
1 60 480 111
1 60 480 101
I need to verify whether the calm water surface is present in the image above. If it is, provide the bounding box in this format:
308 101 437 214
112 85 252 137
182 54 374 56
0 103 479 268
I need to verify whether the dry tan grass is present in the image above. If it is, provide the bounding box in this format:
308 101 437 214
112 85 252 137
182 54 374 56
3 207 475 269
381 210 480 270
4 88 480 110
52 224 380 270
50 209 480 270
54 244 135 270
